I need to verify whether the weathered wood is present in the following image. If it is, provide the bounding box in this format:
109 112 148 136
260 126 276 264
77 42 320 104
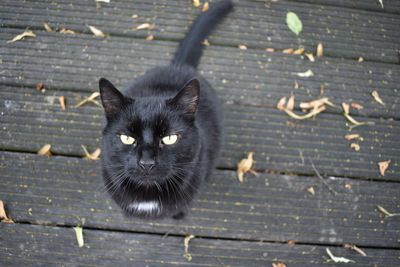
1 152 399 247
294 0 400 13
2 223 399 267
1 29 399 119
0 0 399 63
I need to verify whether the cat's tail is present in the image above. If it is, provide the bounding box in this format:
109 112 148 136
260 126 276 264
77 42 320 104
172 0 233 68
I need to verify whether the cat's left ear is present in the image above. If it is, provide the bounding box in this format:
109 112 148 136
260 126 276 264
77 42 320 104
99 78 126 118
168 78 200 116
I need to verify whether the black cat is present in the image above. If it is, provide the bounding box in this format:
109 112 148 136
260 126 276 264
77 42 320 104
99 0 233 219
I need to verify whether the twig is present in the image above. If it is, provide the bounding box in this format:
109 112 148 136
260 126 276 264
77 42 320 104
309 158 338 195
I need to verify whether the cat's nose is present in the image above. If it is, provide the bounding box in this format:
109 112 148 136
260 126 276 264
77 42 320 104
138 159 155 173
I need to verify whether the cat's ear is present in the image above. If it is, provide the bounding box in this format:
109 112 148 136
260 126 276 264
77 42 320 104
99 78 125 117
168 78 200 116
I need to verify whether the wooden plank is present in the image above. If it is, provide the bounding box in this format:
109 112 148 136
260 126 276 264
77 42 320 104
1 85 399 180
1 152 399 247
0 0 399 63
1 29 399 119
2 224 399 267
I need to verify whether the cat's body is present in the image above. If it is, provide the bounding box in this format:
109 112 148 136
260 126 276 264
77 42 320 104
99 0 233 219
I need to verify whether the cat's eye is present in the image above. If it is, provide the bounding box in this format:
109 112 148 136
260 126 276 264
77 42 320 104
161 134 178 145
120 134 135 145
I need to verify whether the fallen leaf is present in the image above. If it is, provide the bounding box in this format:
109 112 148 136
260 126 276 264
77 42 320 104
183 235 195 261
38 144 52 157
342 102 350 114
277 97 287 111
317 43 323 57
81 145 101 160
59 28 76 34
350 143 360 151
300 97 335 109
88 25 106 37
286 95 295 111
377 205 400 218
282 48 294 54
59 96 66 110
7 30 36 43
358 57 364 63
326 248 355 263
272 263 287 267
0 200 14 223
136 23 153 30
237 152 256 183
307 186 315 195
75 92 101 108
343 244 367 257
238 44 247 50
378 0 384 8
294 80 299 89
201 2 209 12
95 0 110 3
305 53 315 62
293 47 304 55
36 82 45 92
287 240 296 247
131 14 138 19
202 39 210 46
345 184 352 189
192 0 201 8
43 22 53 32
371 90 385 106
378 160 390 176
146 34 154 41
265 48 275 52
73 226 84 247
284 105 326 120
294 69 314 77
345 134 361 141
286 12 303 35
351 102 363 110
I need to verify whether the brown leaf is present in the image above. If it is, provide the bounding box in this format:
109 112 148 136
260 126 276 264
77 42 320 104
345 134 361 141
277 97 287 111
59 96 66 110
287 240 296 247
350 143 360 151
146 34 154 41
88 25 106 37
342 102 350 114
316 43 323 57
378 160 391 176
7 30 36 43
237 152 255 183
293 47 304 55
265 48 275 52
282 48 294 54
75 92 101 108
81 145 101 160
38 144 52 157
284 105 326 120
286 95 295 111
201 2 209 12
238 44 247 50
43 22 53 32
272 263 287 267
305 53 315 62
300 97 335 110
36 82 45 92
351 102 363 110
59 28 76 34
371 90 385 106
344 244 367 257
0 200 14 223
192 0 201 7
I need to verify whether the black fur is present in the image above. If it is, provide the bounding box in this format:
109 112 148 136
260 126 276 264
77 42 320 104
99 0 233 219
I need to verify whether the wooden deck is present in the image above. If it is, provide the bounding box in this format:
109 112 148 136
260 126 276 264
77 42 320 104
1 0 399 266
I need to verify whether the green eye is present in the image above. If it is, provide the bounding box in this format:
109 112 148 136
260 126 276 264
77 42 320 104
161 134 178 145
120 134 135 145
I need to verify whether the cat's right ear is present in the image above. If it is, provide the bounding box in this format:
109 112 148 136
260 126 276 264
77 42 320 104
99 78 125 118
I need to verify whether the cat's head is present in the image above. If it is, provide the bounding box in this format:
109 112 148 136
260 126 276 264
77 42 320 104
98 78 200 187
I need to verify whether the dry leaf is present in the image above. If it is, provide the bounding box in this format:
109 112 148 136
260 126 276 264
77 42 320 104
344 244 367 257
201 2 209 12
202 39 210 46
36 82 45 92
371 90 385 106
146 34 154 41
88 25 106 37
59 96 66 110
294 69 314 77
345 184 352 189
287 240 296 247
282 48 294 54
238 44 247 50
305 53 315 62
316 43 323 57
358 57 364 63
272 263 287 267
294 80 299 89
7 30 36 43
378 0 384 8
59 28 76 34
377 205 400 218
378 160 391 176
307 186 315 195
131 14 138 18
0 200 14 223
73 226 84 247
43 22 53 32
183 235 195 261
351 102 363 110
350 143 360 151
38 144 52 157
345 134 361 141
75 92 101 107
192 0 201 7
326 248 355 263
81 145 101 160
136 23 153 30
286 95 295 111
95 0 110 3
265 48 275 52
293 48 304 55
237 152 256 183
342 102 350 114
300 97 335 109
277 97 287 111
284 105 326 120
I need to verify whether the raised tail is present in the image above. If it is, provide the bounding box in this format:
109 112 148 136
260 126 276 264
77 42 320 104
172 0 233 68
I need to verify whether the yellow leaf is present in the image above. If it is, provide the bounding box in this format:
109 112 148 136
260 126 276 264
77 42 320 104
7 30 36 43
237 152 255 183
